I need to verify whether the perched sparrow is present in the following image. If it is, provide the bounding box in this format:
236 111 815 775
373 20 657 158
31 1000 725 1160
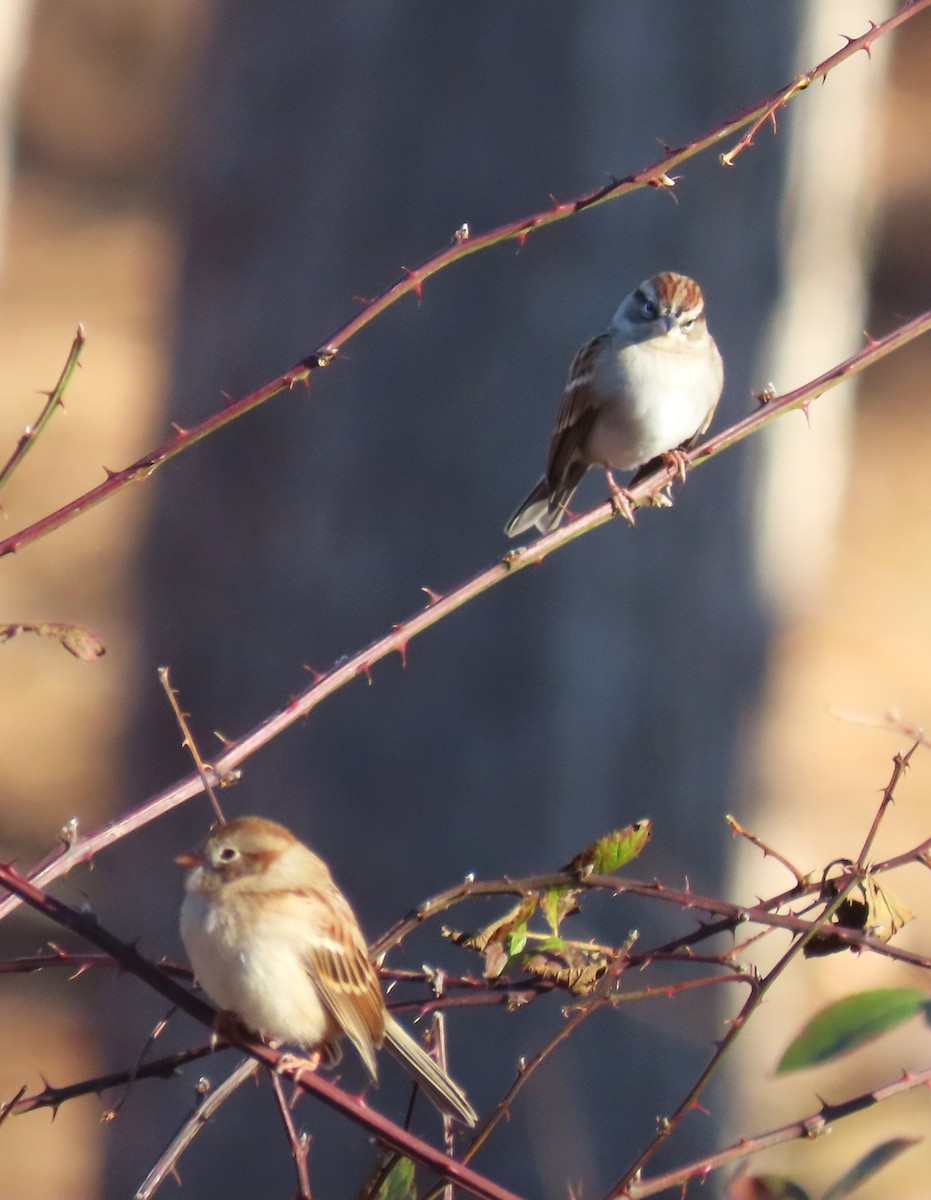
177 816 477 1126
505 271 723 537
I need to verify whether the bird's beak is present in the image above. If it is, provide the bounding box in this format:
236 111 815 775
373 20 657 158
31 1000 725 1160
175 850 202 869
660 314 676 334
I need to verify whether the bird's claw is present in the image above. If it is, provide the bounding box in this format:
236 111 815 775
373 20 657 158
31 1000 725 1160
605 471 637 526
647 488 674 509
661 448 690 483
277 1050 321 1078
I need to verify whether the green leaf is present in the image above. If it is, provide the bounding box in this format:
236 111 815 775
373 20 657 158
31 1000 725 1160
360 1154 416 1200
777 989 928 1073
507 923 528 956
563 819 652 876
822 1137 919 1200
540 886 581 934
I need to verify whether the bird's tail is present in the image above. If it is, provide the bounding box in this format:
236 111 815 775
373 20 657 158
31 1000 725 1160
504 476 574 538
383 1015 477 1126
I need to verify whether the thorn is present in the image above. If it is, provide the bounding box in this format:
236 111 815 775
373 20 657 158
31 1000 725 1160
516 227 530 248
690 1100 710 1116
548 194 561 211
171 422 189 437
799 400 812 428
285 694 302 713
392 632 409 668
212 728 233 748
352 295 371 306
284 369 310 391
302 663 326 684
220 391 237 407
102 466 119 480
422 586 442 606
402 268 424 302
357 661 373 685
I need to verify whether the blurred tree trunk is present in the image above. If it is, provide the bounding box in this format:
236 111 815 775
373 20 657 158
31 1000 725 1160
105 3 792 1195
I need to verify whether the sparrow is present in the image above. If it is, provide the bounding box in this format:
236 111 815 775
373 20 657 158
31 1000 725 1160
177 816 477 1126
505 271 723 537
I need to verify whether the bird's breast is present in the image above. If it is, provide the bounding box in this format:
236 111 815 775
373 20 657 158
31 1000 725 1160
586 338 722 468
179 892 333 1048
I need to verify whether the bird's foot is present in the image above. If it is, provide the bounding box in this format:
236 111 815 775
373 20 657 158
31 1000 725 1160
605 471 636 526
277 1050 322 1078
661 448 690 483
647 487 674 509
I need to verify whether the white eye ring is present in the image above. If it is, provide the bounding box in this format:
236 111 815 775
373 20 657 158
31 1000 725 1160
217 846 239 863
681 318 695 331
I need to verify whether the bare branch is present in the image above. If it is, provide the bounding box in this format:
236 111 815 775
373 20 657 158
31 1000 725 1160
0 326 84 496
135 1058 259 1200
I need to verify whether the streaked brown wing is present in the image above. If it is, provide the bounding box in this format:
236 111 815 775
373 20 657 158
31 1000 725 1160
545 334 607 489
303 891 385 1080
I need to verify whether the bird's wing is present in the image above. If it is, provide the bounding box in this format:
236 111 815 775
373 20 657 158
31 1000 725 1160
302 889 385 1081
545 334 608 488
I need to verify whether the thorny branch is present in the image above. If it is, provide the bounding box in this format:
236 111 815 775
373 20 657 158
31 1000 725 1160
134 1058 260 1200
623 1062 931 1199
0 325 84 497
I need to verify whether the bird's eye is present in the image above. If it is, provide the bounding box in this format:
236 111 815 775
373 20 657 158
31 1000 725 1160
681 317 695 331
217 846 239 863
641 299 658 319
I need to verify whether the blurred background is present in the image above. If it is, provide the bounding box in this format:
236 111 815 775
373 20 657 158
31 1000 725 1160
1 2 931 1197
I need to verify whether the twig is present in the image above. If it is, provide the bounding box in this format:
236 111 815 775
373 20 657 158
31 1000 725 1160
726 814 808 886
856 740 919 870
0 949 191 979
158 666 226 824
268 1069 313 1200
10 1044 217 1116
134 1057 259 1200
0 2 924 562
0 621 105 662
624 1061 931 1199
0 325 84 496
830 707 931 751
102 1007 177 1123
